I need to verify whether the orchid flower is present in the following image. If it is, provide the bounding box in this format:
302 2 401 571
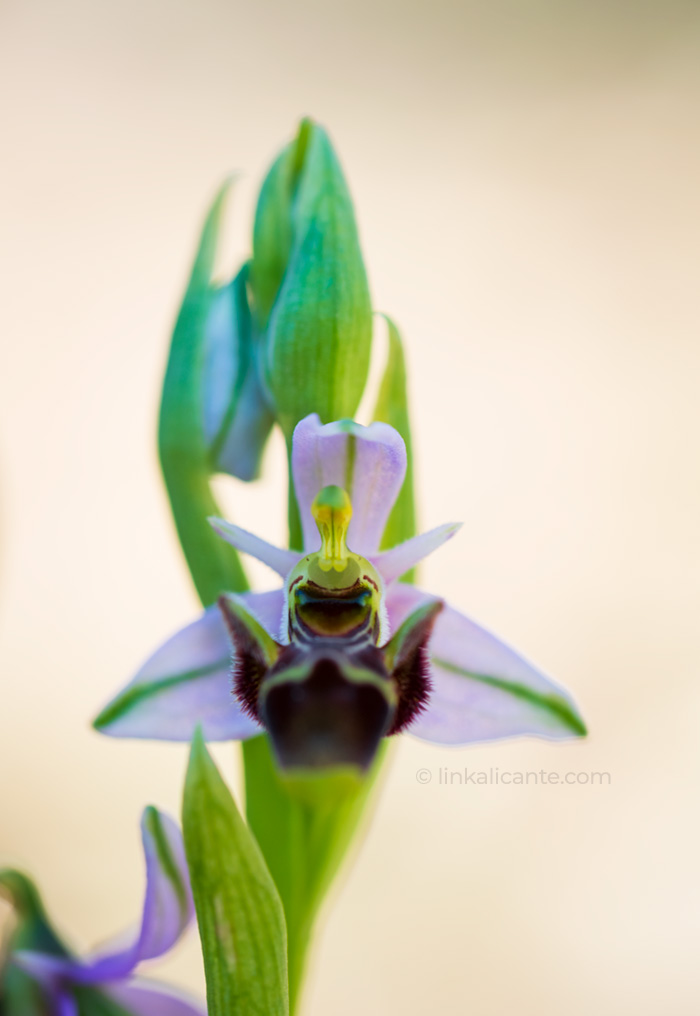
95 414 585 768
3 808 204 1016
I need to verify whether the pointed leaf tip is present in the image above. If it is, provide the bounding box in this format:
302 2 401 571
372 315 417 561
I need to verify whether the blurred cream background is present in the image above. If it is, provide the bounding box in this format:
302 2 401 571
1 1 699 1013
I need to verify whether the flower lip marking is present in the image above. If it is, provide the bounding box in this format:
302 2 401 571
260 651 396 771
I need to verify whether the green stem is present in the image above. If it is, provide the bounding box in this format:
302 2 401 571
158 182 343 1013
158 190 417 1016
243 737 387 1011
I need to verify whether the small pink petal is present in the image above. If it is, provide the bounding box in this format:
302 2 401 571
291 414 407 554
209 517 300 577
371 523 461 584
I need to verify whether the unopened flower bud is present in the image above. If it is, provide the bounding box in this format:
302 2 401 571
250 120 372 441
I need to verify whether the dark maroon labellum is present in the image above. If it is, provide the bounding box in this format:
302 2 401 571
217 484 443 772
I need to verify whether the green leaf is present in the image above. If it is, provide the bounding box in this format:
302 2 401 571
183 730 289 1016
0 869 62 1011
158 179 249 605
0 871 65 1016
373 315 417 563
73 988 135 1016
252 120 373 443
0 870 67 957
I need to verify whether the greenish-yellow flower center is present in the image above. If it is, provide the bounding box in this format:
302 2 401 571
286 486 383 641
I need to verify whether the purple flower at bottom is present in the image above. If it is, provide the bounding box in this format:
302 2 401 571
94 415 585 758
8 808 204 1016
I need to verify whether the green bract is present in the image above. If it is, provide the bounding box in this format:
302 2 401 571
372 316 417 568
183 731 289 1016
159 180 249 603
251 120 373 443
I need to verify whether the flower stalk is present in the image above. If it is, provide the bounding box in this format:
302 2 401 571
156 133 405 1010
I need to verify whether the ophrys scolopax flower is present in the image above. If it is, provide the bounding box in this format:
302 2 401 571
95 415 585 770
